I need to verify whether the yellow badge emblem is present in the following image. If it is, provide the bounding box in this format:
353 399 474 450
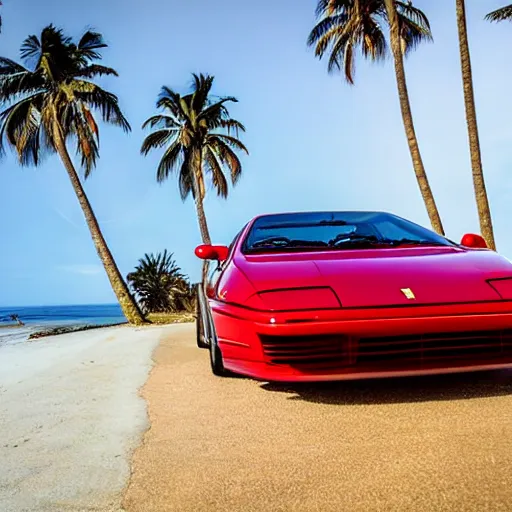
401 288 415 300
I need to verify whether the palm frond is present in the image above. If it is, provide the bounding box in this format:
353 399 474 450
77 31 107 61
178 152 194 200
485 4 512 22
196 96 238 125
76 129 99 178
315 0 351 18
208 133 249 154
311 25 343 59
395 2 433 54
204 146 228 198
326 31 351 75
15 103 41 165
20 34 42 66
0 93 46 165
141 129 176 155
157 86 188 121
73 64 118 79
210 137 243 186
360 19 388 60
191 73 215 114
156 140 183 183
0 57 30 75
0 67 44 101
141 114 180 130
342 42 354 83
307 14 349 48
315 0 329 17
219 119 246 136
76 84 131 132
82 103 99 139
67 101 101 178
395 1 432 31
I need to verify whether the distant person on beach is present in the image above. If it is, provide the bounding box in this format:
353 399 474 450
9 314 24 326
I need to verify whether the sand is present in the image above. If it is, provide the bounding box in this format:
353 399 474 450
0 324 172 512
3 321 512 511
123 323 512 512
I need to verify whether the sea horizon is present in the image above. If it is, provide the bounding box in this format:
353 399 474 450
0 302 120 309
0 303 127 345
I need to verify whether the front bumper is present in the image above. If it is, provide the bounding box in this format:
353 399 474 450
211 300 512 382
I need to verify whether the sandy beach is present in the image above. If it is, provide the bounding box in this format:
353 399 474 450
124 324 512 512
0 324 169 512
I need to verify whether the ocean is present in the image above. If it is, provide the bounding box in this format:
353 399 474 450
0 304 127 345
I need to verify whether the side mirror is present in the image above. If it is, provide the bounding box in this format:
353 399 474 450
194 244 229 261
460 233 488 249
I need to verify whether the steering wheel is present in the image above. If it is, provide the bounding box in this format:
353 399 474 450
252 236 291 248
329 234 376 246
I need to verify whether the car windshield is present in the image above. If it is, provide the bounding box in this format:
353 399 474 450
242 211 455 253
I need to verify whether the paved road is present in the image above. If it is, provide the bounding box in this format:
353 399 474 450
124 323 512 512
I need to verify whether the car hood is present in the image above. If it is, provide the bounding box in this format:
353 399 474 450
235 247 512 308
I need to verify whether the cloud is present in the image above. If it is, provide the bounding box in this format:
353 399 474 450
59 264 104 276
52 207 81 229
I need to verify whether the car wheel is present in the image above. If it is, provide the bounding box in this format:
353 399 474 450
196 298 208 349
209 334 230 377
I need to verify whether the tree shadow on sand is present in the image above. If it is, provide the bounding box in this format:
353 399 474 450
259 369 512 406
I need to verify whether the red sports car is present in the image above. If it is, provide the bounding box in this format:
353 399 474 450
195 211 512 382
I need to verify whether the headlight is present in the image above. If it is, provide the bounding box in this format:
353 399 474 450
245 287 341 311
488 278 512 300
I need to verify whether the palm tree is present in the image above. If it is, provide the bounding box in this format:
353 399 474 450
141 73 248 246
308 0 445 235
485 4 512 22
452 1 495 250
127 250 195 314
0 25 145 324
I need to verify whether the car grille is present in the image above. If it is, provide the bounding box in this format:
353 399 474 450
259 334 350 366
259 330 512 369
357 330 512 364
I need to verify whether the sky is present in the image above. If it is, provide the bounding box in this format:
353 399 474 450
1 0 512 307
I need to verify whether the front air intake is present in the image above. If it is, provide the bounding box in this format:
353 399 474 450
259 334 350 366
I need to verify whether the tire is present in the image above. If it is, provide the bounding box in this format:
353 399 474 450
209 324 230 377
196 295 209 349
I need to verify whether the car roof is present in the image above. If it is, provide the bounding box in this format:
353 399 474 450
250 210 393 222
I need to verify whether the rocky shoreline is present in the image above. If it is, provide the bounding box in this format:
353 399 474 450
27 322 127 340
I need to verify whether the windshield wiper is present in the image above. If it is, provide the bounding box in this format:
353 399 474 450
248 236 329 252
328 235 450 248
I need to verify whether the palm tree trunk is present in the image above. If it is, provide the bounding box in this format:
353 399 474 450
194 194 212 246
456 0 496 250
191 147 212 283
191 148 212 245
51 117 146 325
384 0 445 236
